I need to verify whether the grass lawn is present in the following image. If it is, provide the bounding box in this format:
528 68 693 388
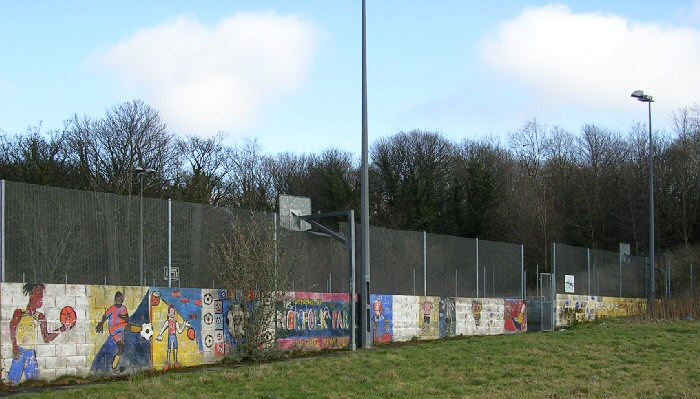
11 319 700 398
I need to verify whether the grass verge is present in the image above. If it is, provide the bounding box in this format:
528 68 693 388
9 319 700 399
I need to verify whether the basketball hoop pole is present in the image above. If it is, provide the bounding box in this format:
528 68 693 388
297 210 357 351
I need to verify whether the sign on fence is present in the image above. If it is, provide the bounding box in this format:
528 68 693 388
164 267 179 281
565 274 575 293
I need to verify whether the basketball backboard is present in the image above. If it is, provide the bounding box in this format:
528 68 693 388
279 194 311 231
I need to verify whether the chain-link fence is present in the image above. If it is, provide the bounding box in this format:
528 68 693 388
1 181 525 298
658 252 699 298
553 242 647 298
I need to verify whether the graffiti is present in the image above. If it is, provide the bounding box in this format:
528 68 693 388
8 283 73 384
276 292 350 350
504 299 527 333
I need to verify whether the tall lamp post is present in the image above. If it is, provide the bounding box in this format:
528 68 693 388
630 90 655 312
135 166 156 286
360 0 371 349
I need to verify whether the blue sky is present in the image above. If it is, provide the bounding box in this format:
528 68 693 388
2 1 699 155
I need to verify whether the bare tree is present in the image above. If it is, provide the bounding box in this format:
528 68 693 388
176 132 230 204
226 138 275 211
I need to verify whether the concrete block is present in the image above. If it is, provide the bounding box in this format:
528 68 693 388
39 369 56 381
65 355 88 369
62 367 77 377
45 356 65 370
35 345 55 358
75 344 92 357
56 345 76 357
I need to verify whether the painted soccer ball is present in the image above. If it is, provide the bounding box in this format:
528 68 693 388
187 327 196 341
60 306 77 328
140 323 154 341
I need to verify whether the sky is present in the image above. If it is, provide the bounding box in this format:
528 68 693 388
2 1 700 156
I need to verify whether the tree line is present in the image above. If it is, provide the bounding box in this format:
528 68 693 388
1 99 699 270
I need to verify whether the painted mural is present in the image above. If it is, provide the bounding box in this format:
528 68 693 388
276 292 350 350
439 298 456 338
556 294 646 328
459 298 505 335
417 296 440 340
6 284 75 384
370 294 393 344
0 283 527 384
504 299 527 333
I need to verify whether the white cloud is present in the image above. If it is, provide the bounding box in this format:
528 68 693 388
95 13 316 135
479 4 700 125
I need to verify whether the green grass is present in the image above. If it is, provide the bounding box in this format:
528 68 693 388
11 319 700 398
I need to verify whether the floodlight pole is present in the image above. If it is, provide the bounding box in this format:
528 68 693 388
631 90 655 313
360 0 371 349
135 166 155 287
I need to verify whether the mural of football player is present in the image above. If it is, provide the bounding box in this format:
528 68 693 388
96 291 142 371
8 283 72 384
156 304 190 370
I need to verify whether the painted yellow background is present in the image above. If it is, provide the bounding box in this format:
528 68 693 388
150 297 202 371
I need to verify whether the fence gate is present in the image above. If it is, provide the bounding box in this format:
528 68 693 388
526 273 554 332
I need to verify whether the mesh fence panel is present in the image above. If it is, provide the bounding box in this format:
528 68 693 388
622 255 647 298
368 226 423 296
554 242 647 299
4 182 536 300
5 181 152 285
553 243 589 295
277 225 348 294
170 201 244 289
426 233 477 297
478 239 522 298
591 249 620 297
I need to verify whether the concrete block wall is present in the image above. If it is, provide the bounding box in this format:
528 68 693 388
0 282 526 384
372 294 527 343
555 294 647 328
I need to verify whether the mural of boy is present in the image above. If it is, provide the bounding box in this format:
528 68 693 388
95 291 142 371
8 283 72 384
156 304 190 370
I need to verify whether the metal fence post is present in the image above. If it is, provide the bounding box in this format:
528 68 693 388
667 256 672 298
619 250 622 298
552 242 557 328
0 180 4 283
476 237 480 298
521 244 525 299
168 198 172 288
423 231 427 296
691 264 694 295
645 256 649 299
587 248 591 296
273 213 278 292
